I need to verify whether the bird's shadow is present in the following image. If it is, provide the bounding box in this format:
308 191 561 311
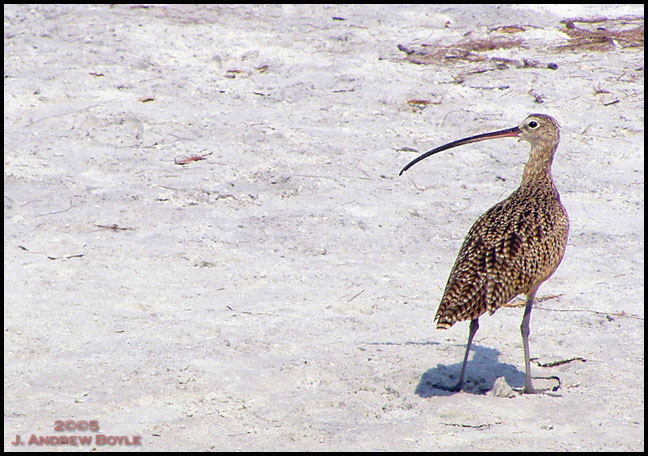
415 344 525 397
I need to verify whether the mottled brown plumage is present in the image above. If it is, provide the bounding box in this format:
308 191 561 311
400 114 569 394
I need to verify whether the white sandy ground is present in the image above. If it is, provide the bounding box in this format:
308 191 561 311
3 4 644 451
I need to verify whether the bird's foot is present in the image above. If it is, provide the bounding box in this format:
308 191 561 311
520 376 562 396
519 386 561 397
522 385 542 394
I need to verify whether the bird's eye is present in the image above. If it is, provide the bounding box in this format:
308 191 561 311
528 120 539 128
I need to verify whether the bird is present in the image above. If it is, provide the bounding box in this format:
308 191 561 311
399 114 569 394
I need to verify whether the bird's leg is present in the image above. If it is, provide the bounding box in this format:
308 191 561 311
521 288 538 394
436 318 479 392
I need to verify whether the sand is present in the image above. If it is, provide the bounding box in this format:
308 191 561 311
4 4 644 451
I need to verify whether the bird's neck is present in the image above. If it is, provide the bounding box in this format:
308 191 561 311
521 142 559 187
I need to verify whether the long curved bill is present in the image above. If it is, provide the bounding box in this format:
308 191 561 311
399 125 521 176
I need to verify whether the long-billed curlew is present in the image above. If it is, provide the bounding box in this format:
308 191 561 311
400 114 569 394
